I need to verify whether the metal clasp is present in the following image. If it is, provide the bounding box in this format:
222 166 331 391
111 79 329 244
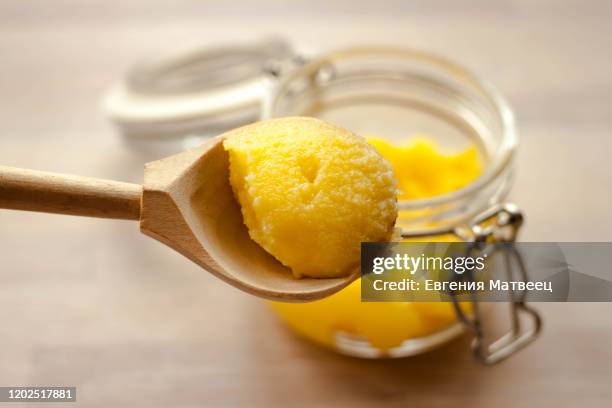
451 203 542 365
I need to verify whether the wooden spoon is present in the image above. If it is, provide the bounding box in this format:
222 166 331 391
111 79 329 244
0 135 358 301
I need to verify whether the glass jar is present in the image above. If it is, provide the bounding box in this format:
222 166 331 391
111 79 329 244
263 47 533 360
104 42 539 362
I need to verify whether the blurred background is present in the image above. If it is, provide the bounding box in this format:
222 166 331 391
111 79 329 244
1 1 611 406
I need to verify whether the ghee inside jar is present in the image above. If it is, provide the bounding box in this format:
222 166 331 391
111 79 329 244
223 117 398 279
271 136 482 351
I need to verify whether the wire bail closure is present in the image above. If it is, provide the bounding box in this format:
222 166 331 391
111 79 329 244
451 203 542 365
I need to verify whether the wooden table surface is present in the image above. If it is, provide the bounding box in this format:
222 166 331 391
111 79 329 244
1 1 611 406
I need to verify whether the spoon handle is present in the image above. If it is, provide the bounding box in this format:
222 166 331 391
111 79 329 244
0 166 141 220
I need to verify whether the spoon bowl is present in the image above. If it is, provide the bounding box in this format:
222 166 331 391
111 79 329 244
141 136 358 301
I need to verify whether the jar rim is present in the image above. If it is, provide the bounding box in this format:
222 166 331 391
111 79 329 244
263 46 518 214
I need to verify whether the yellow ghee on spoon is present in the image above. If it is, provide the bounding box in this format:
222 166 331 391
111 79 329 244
223 117 398 279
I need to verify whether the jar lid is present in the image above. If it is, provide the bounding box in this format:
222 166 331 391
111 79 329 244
103 39 295 143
